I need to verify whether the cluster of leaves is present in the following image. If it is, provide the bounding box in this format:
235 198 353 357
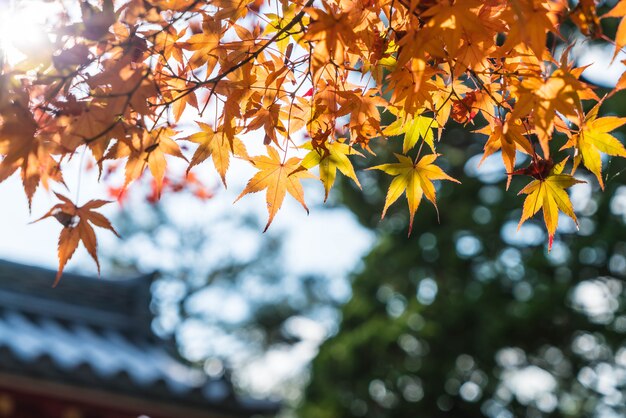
300 148 626 418
2 0 626 277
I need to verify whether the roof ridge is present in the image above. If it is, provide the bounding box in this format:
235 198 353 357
0 259 156 336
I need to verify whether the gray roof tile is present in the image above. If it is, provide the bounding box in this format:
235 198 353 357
0 259 278 417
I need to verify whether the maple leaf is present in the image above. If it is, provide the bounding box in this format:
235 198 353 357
87 58 158 115
383 110 438 153
79 0 116 41
262 3 306 53
570 0 602 38
0 113 63 207
105 128 187 196
161 74 198 122
5 0 626 277
386 60 438 116
179 16 222 72
235 147 314 232
601 0 626 59
52 44 91 70
420 0 489 58
517 159 584 251
476 116 534 189
501 0 556 58
512 69 589 157
303 6 352 77
369 154 460 235
296 139 364 202
429 76 471 127
34 193 119 286
244 101 286 145
144 26 186 63
212 0 250 22
336 88 387 145
562 103 626 189
57 97 123 162
181 122 249 186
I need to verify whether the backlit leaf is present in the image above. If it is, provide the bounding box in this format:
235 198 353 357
369 154 459 235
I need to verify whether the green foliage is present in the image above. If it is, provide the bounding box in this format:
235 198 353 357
299 98 626 417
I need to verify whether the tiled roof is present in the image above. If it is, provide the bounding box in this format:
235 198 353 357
0 260 278 417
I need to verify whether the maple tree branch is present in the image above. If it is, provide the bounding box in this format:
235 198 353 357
466 68 508 111
147 0 314 116
200 0 314 86
83 69 153 146
414 91 453 164
3 0 624 277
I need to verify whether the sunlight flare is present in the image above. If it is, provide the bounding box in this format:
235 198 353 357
0 0 58 66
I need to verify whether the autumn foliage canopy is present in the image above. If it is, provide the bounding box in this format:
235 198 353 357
2 0 626 281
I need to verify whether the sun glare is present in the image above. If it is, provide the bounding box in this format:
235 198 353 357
0 1 60 66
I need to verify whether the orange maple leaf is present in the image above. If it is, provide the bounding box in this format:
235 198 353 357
601 0 626 59
182 122 249 186
34 193 119 286
235 147 314 231
476 116 534 189
105 128 187 196
0 113 63 207
179 15 222 72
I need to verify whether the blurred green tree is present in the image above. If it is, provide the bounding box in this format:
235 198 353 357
299 93 626 417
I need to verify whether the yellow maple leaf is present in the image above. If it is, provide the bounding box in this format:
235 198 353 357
235 147 314 232
297 139 363 202
262 3 306 53
182 122 248 187
518 159 584 250
420 0 486 57
368 154 460 235
383 110 438 154
303 6 351 77
562 103 626 189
